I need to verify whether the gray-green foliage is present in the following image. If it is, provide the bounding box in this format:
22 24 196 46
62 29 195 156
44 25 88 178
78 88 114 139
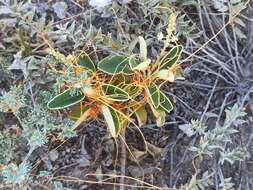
0 78 77 186
1 162 31 185
175 13 201 39
212 0 247 13
224 104 247 127
0 3 84 164
0 85 76 147
58 120 77 139
21 105 55 147
0 86 26 116
151 1 200 39
195 171 214 190
188 104 247 159
211 0 248 38
0 131 13 164
180 171 213 190
0 56 12 75
53 181 73 190
179 104 248 189
0 86 48 147
219 147 248 165
219 177 235 190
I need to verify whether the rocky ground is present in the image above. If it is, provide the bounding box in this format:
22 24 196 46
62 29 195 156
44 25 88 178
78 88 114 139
0 0 253 190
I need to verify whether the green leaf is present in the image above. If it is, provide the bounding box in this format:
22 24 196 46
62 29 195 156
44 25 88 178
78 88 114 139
138 36 147 61
230 2 246 16
147 87 173 126
78 53 96 72
148 100 166 127
128 36 147 61
234 27 246 39
124 85 140 96
69 104 90 120
129 57 151 71
234 18 246 27
135 105 147 126
147 84 160 109
160 45 182 70
174 67 184 80
156 108 166 127
102 84 130 102
98 55 132 75
101 105 122 137
159 91 173 113
181 0 199 6
47 89 85 110
129 56 141 69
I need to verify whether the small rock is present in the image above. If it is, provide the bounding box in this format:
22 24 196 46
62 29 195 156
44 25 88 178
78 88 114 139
52 2 67 19
89 0 112 11
80 185 88 190
42 158 53 170
76 157 90 167
49 149 59 162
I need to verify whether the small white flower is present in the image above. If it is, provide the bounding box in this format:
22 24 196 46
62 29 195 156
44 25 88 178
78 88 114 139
171 35 178 42
157 32 164 41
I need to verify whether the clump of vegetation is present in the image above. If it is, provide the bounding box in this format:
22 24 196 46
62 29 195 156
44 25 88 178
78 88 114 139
46 13 183 137
178 103 249 190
